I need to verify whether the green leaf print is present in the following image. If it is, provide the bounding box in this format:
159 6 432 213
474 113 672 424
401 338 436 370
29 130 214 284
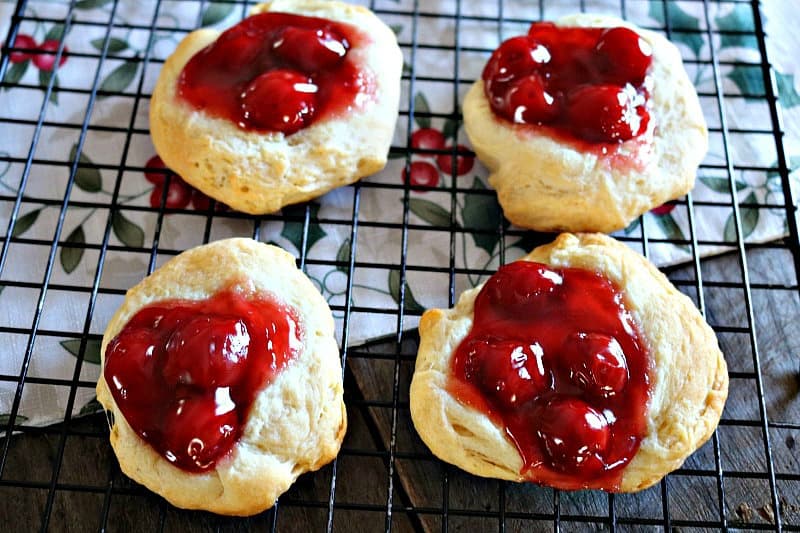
388 269 425 313
414 92 432 129
653 211 688 244
442 117 459 140
623 217 641 235
70 143 102 192
776 72 800 109
98 61 139 97
202 3 236 27
60 225 85 274
45 24 66 42
727 64 764 98
60 338 102 364
699 176 747 194
336 238 352 273
112 211 145 248
281 203 327 253
38 70 59 104
715 4 757 50
4 60 29 87
729 68 800 106
408 198 451 227
462 178 503 255
767 156 800 182
11 209 40 238
648 1 704 56
75 0 113 9
723 191 759 242
90 37 129 53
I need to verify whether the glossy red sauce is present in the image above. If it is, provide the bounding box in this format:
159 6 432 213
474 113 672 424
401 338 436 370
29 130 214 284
482 23 653 148
104 287 302 472
177 12 373 135
449 261 650 490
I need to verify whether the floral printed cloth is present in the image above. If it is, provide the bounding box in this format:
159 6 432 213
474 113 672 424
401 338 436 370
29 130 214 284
0 0 798 426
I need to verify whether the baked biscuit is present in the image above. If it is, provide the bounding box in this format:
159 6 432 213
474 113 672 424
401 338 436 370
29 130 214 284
96 238 346 515
410 233 727 492
463 14 708 233
150 0 402 214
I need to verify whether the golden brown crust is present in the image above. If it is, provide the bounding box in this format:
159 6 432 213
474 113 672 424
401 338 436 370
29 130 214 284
463 14 708 233
149 0 402 214
409 233 728 492
96 238 346 515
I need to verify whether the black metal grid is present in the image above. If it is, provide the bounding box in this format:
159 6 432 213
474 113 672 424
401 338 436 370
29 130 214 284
0 0 798 531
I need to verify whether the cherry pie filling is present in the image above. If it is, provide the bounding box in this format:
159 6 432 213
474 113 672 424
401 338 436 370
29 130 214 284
177 12 373 135
482 23 654 146
104 287 302 472
449 261 651 490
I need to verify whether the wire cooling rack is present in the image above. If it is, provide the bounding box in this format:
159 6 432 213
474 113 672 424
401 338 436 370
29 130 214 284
1 0 799 531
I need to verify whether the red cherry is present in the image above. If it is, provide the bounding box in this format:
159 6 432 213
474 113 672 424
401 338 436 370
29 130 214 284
484 36 553 121
436 144 475 176
33 40 68 72
104 329 160 410
211 30 268 73
190 189 229 212
272 26 348 72
527 22 560 46
142 306 195 333
566 84 647 143
562 333 629 397
240 69 317 134
410 128 446 152
595 27 653 85
402 161 439 190
505 73 560 124
483 36 549 85
162 316 250 389
10 34 37 63
144 155 169 185
191 190 212 211
650 203 676 216
467 339 551 408
150 177 192 209
479 261 563 319
161 393 238 471
536 397 609 473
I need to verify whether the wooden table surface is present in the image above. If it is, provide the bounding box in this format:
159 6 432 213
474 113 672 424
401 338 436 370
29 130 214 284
1 244 799 532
